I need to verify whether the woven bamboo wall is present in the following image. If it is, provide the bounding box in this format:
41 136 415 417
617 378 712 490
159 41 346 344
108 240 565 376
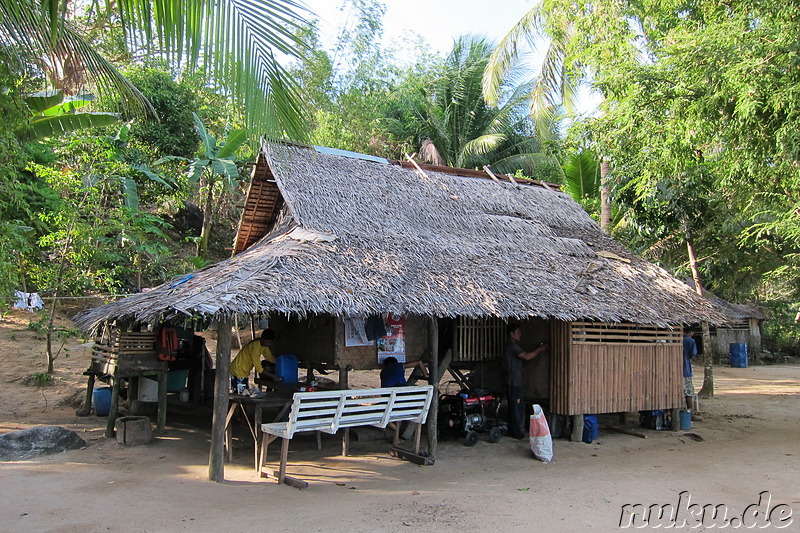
454 316 506 361
550 321 683 415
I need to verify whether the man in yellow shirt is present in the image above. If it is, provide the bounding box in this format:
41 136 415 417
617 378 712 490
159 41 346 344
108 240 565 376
230 329 278 393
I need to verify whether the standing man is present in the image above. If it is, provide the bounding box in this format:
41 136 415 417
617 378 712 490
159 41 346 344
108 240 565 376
504 324 548 439
230 329 279 393
683 326 698 412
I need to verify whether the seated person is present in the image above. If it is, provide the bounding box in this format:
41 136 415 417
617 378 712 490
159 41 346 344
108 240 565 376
230 329 280 393
380 357 428 388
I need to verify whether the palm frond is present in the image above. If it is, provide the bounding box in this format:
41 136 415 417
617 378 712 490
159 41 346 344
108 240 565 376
0 0 155 117
483 3 543 105
117 0 310 138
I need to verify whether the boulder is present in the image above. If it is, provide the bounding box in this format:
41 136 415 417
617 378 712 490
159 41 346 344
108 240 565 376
0 426 86 461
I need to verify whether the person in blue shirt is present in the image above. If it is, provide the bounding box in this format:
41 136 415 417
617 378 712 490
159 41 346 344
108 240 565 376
683 327 698 411
380 357 428 387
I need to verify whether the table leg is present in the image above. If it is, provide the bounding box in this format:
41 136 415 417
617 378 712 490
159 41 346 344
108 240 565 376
254 405 262 471
224 402 236 462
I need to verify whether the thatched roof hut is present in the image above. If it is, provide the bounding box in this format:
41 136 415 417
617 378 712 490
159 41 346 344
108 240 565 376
75 142 724 332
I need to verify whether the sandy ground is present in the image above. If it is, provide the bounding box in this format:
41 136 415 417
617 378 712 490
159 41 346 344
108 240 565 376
1 309 799 532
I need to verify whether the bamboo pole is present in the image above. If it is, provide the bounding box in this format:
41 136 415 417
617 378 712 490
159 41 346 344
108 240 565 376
209 317 232 483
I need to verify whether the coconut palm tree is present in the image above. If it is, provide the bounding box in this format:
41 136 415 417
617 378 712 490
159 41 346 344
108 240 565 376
398 35 559 177
0 0 309 137
482 1 580 142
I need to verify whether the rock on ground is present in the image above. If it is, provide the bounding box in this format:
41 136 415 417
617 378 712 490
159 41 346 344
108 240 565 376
0 426 85 461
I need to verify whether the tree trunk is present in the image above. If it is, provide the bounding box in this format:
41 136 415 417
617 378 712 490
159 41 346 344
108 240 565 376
599 158 612 232
209 317 232 482
46 231 75 374
198 178 214 259
686 235 714 398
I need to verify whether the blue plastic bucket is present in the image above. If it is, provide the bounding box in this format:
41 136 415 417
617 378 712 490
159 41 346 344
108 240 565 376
167 370 189 392
276 354 298 383
679 410 692 430
729 343 749 368
93 386 113 416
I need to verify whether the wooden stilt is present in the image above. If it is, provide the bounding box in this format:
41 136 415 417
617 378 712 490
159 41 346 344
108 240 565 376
156 368 167 433
426 317 439 460
209 317 232 483
77 372 96 416
571 414 584 442
105 377 121 438
670 408 681 432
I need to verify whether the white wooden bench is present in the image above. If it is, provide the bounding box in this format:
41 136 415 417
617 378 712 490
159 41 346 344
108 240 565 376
259 385 434 487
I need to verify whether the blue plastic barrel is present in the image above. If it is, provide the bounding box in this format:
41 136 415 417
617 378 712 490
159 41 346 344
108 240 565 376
93 386 112 416
276 354 298 383
679 410 692 430
583 414 599 443
729 343 749 368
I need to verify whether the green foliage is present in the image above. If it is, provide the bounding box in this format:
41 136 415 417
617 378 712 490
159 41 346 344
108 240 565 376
23 372 53 387
122 66 199 159
22 91 120 141
562 150 600 215
760 300 800 355
506 0 800 308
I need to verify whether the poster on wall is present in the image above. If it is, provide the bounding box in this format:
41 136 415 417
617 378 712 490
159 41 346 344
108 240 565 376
377 313 405 363
344 316 371 346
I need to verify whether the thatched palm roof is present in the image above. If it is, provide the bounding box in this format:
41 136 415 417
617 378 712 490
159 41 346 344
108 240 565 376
75 142 726 332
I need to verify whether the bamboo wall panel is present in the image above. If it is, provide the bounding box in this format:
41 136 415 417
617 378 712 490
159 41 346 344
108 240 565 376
550 321 683 415
455 317 506 361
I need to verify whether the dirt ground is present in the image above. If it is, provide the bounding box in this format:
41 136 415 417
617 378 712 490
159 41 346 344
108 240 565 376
1 309 798 532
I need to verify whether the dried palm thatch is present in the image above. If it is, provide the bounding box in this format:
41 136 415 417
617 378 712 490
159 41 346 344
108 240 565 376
75 142 727 332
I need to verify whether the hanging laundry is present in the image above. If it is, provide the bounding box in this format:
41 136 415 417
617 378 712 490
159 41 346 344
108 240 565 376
13 291 44 311
365 314 388 341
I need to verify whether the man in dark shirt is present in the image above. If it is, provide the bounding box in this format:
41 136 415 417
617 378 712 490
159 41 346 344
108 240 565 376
683 327 698 411
505 324 548 439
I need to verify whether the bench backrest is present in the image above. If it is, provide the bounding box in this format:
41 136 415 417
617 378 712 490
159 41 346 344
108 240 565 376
284 385 434 438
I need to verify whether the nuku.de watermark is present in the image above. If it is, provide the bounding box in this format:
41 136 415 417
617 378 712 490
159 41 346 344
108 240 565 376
619 491 793 528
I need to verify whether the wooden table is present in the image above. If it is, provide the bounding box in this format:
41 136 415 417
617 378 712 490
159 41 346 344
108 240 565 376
225 394 293 470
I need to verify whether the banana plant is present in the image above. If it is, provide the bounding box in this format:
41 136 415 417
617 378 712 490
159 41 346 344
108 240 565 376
155 113 248 258
22 90 120 140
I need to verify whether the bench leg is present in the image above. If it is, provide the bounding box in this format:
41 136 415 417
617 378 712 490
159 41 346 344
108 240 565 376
259 433 269 475
393 422 401 446
316 430 322 451
278 437 290 484
342 428 350 456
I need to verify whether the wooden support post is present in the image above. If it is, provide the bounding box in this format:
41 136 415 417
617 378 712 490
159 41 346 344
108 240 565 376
156 368 167 433
671 408 681 432
426 317 439 461
334 317 349 389
338 365 350 390
571 414 584 442
618 412 626 425
105 377 121 438
77 372 95 416
209 317 232 483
